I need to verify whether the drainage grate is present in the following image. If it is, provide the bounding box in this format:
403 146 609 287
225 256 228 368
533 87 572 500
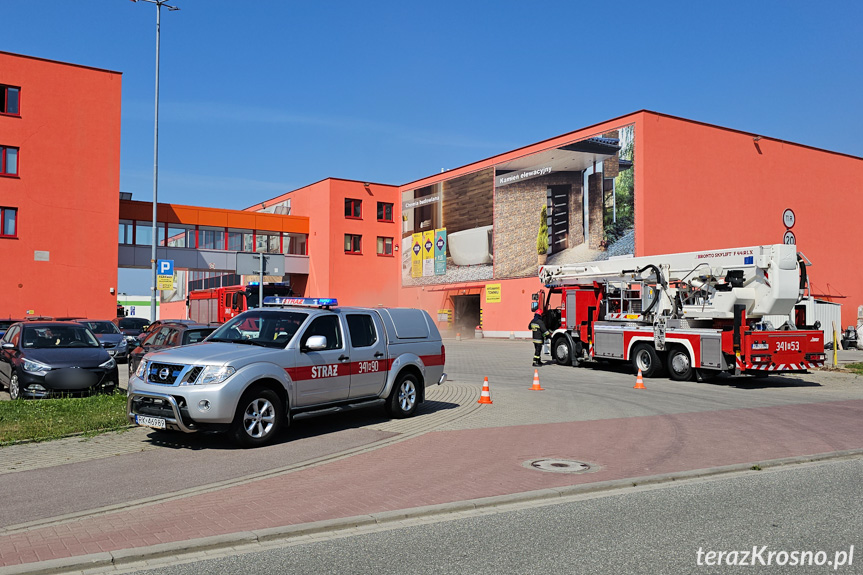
526 458 592 474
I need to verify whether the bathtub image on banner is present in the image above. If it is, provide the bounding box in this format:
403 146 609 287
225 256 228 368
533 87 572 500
411 233 423 278
434 228 447 275
422 231 435 276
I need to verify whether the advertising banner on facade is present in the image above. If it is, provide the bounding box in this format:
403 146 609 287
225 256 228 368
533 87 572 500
411 233 423 278
422 231 434 276
434 228 447 275
401 125 635 287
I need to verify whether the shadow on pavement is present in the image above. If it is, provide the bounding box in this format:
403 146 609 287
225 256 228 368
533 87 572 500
143 399 460 451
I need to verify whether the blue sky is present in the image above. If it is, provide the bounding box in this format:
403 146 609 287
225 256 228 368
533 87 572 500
6 0 862 212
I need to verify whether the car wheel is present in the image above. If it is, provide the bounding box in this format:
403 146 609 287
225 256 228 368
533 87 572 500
230 387 283 448
631 343 662 378
552 336 571 366
667 347 694 381
9 371 21 400
386 373 420 418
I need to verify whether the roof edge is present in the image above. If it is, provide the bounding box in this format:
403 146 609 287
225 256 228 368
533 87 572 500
0 50 122 75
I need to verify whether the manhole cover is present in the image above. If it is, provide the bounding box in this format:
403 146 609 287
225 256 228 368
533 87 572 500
526 458 592 474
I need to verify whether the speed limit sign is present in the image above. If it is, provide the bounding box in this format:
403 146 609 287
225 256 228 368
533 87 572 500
782 209 795 229
783 230 796 245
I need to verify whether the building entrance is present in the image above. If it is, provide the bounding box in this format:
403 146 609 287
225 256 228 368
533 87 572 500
547 185 571 254
452 295 481 333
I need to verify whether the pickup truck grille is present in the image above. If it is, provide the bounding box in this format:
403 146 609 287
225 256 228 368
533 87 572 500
147 362 184 385
130 395 187 418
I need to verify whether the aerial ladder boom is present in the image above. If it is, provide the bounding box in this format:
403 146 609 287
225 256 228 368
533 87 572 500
539 244 805 320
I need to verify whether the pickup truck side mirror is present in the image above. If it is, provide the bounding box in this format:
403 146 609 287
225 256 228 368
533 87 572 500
304 335 327 352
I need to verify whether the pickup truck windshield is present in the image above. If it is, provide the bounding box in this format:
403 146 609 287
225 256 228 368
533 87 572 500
209 310 307 349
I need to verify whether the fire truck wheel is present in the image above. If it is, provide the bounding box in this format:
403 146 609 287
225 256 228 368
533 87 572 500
631 344 662 378
667 347 694 381
552 337 571 366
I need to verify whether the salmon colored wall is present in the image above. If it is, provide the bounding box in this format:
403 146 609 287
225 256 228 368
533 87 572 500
639 112 863 327
249 179 401 307
326 180 400 307
159 300 187 320
0 52 121 320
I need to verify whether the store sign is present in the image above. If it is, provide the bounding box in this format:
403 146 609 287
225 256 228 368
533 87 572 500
402 193 441 212
496 166 553 187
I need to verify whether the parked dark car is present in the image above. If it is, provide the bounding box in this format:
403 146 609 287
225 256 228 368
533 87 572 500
0 322 119 399
137 319 198 342
112 317 150 342
0 319 23 340
128 322 216 377
73 320 129 362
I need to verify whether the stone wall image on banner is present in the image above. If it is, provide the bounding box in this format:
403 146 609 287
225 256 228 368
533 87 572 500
401 167 495 286
493 125 635 279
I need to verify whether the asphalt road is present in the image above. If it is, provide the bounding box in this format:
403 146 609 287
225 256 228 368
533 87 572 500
118 457 863 575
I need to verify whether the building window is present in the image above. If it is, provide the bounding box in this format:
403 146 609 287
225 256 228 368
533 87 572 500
199 226 225 250
345 198 362 219
376 236 393 256
0 146 18 176
377 202 394 222
0 207 17 238
164 224 194 248
255 232 281 253
119 220 133 244
227 228 252 251
344 234 362 254
0 85 20 116
282 232 307 255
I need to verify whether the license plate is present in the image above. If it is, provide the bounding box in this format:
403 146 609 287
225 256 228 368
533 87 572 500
135 415 166 429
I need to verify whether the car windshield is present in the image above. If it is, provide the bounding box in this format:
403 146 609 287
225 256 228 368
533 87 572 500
209 311 307 349
118 318 148 329
22 326 101 349
81 321 121 335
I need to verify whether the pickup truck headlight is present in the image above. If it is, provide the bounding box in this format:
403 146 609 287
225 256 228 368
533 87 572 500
22 358 51 375
99 357 117 370
182 365 235 386
135 359 148 379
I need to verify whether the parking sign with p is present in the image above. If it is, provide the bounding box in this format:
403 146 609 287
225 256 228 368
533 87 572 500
157 259 175 291
158 259 174 276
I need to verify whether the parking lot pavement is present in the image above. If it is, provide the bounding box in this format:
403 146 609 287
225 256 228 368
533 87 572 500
1 339 863 569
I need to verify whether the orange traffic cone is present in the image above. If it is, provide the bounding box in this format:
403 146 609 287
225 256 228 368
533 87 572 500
634 368 646 389
478 376 493 404
529 369 545 391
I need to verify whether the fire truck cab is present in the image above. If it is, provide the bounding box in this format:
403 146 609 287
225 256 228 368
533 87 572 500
537 244 825 380
187 283 295 325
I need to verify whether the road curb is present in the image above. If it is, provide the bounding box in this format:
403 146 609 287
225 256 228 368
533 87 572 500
2 448 861 575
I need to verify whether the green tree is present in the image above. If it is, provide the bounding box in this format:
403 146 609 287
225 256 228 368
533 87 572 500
537 205 549 255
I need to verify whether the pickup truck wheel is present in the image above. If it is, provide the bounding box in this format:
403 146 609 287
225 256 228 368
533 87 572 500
667 348 694 381
230 388 283 447
386 374 419 418
631 343 662 378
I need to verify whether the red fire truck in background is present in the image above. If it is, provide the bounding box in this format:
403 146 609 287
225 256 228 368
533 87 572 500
187 283 294 324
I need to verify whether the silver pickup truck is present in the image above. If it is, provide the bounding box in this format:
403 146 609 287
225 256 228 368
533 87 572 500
127 299 446 447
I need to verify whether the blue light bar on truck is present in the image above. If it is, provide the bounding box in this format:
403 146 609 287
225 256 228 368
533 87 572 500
262 296 338 308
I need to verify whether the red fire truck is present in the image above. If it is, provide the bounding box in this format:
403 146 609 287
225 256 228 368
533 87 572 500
187 283 294 325
536 244 825 380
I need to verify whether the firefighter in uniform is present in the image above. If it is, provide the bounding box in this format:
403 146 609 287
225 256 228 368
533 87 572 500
529 302 550 366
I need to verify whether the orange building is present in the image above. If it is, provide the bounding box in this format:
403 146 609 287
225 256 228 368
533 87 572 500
392 111 863 335
246 179 401 308
0 51 121 320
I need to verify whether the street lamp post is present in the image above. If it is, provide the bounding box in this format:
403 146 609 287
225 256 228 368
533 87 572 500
131 0 179 323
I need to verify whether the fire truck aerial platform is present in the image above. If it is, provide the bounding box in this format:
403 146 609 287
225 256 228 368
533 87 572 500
536 244 825 381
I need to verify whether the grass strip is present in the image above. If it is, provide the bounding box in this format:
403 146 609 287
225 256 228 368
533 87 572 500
847 363 863 376
0 392 128 445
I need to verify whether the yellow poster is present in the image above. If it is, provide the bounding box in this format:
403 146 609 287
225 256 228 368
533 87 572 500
411 233 423 278
485 283 501 303
422 230 434 277
157 275 175 291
